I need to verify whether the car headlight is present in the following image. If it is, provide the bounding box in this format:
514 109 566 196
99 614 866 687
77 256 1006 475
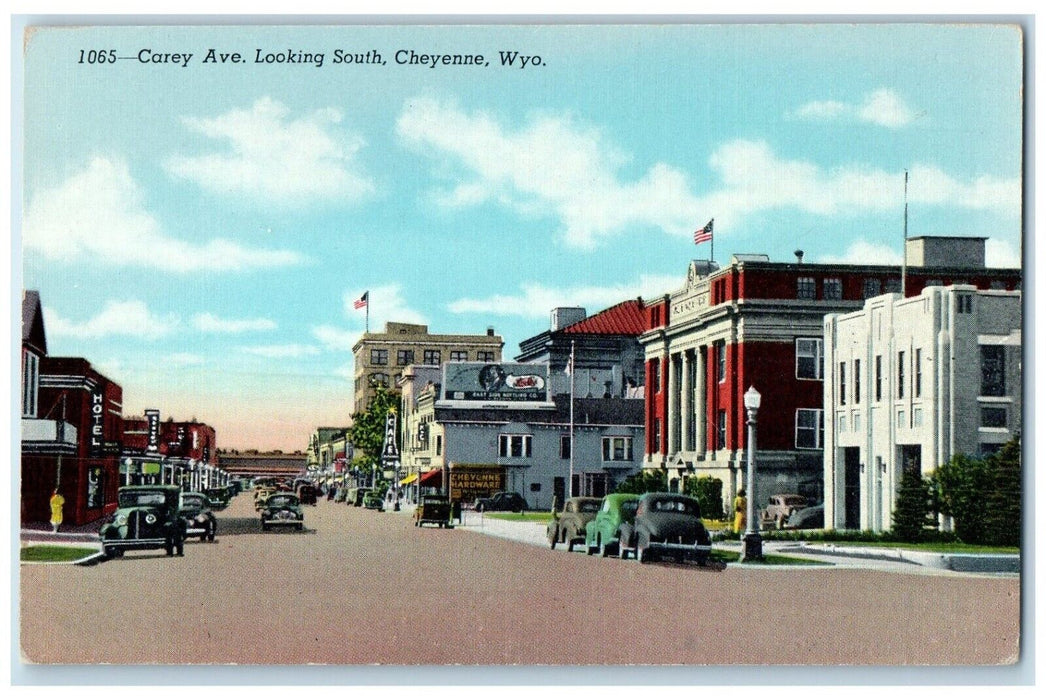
114 514 127 526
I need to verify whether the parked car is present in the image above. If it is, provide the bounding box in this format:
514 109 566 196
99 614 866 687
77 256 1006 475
584 493 641 557
362 491 384 510
618 493 712 564
179 491 217 542
547 497 602 551
259 492 305 531
761 494 809 530
254 486 276 510
414 493 454 528
785 503 824 530
296 483 317 506
473 491 528 513
100 485 186 558
204 486 231 511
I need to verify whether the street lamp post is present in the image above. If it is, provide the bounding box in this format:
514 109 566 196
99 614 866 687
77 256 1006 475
741 386 763 562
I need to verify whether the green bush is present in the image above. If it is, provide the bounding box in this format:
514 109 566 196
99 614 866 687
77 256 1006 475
891 467 935 542
930 436 1021 546
685 475 725 520
984 437 1021 547
615 469 667 495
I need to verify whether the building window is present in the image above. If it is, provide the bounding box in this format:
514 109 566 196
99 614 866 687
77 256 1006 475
450 351 468 361
797 277 816 299
21 350 39 417
560 435 571 459
897 408 906 427
602 437 634 462
796 338 824 380
863 279 882 299
716 410 727 450
823 278 842 300
477 351 495 362
981 345 1005 396
980 443 1002 457
795 409 824 449
650 360 661 393
839 362 847 405
837 413 847 433
884 278 901 294
716 341 727 383
914 349 922 397
424 350 441 365
925 279 942 288
897 351 906 399
369 372 389 388
435 435 442 456
990 280 1008 290
397 349 414 366
957 295 973 314
875 355 883 402
652 419 661 453
530 482 542 493
913 407 923 427
370 349 388 365
853 413 861 432
854 359 861 404
981 406 1007 428
499 434 532 458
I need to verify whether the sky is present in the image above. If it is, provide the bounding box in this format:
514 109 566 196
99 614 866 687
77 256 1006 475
17 22 1024 451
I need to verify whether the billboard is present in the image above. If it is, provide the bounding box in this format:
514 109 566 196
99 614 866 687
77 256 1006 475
440 362 551 407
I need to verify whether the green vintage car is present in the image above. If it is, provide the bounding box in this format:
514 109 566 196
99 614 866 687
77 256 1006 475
204 486 231 511
259 491 305 531
584 492 640 558
100 485 186 558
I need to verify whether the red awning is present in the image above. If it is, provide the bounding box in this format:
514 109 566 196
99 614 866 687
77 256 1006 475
419 469 443 486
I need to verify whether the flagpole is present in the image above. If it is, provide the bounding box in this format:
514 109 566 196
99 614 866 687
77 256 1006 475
901 171 908 297
366 297 370 334
569 340 575 500
710 218 714 263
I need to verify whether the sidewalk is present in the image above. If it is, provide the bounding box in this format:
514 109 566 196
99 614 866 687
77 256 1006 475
20 520 103 548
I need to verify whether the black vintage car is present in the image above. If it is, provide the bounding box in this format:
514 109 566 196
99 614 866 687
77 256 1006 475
179 491 218 542
100 485 186 558
473 491 528 513
618 493 712 564
414 493 453 528
259 491 305 531
204 486 231 511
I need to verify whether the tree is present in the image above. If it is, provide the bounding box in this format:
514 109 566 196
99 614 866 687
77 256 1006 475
615 469 667 495
932 453 995 544
349 387 401 464
891 467 933 542
684 475 725 520
984 436 1021 547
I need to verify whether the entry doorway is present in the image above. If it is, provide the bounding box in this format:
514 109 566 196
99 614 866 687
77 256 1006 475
844 447 861 529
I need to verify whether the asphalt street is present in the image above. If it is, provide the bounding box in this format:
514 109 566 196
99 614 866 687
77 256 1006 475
20 493 1021 665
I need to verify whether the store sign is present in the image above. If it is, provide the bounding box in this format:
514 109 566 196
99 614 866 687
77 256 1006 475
448 464 504 503
145 410 161 453
89 389 105 457
441 362 551 405
380 412 399 469
86 465 103 509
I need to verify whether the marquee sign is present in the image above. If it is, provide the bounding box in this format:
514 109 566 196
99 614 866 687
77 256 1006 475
145 409 161 453
380 411 400 469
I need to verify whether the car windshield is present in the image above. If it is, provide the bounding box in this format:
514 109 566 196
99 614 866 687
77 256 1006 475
118 491 167 507
620 501 639 518
181 496 205 509
423 496 448 504
267 495 298 508
785 496 807 506
579 500 601 513
649 498 699 516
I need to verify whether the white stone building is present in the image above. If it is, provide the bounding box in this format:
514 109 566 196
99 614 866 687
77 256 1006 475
823 284 1021 531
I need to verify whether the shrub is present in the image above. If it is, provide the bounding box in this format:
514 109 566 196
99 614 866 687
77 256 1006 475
891 468 935 542
615 469 667 495
984 436 1021 547
685 476 725 520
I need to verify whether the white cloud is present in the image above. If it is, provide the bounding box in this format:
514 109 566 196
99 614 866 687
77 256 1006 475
312 325 359 352
165 97 375 206
448 274 681 319
986 238 1021 268
694 140 1020 230
342 284 428 326
240 344 320 359
44 300 175 340
24 156 306 271
793 88 917 128
168 353 206 367
817 240 903 266
396 97 703 248
193 312 277 334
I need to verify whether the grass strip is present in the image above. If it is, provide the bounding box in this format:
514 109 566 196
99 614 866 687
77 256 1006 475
21 545 99 563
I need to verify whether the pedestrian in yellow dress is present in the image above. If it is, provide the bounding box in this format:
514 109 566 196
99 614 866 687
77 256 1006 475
733 489 746 534
49 490 65 533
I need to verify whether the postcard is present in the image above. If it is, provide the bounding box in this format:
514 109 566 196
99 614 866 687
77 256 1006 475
14 20 1025 683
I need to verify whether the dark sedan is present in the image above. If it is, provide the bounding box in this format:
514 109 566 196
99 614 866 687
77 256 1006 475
619 493 712 564
473 491 527 513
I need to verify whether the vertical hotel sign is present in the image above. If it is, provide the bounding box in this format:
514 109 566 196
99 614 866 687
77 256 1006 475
89 388 105 457
145 409 161 454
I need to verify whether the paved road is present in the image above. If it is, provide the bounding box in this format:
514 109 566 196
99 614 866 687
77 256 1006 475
20 493 1020 665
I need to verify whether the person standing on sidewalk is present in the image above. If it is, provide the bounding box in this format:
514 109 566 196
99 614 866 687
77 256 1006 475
733 489 746 535
49 490 65 533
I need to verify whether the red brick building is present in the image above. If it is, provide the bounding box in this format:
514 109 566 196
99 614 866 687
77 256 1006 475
20 291 124 526
640 238 1020 512
122 417 218 488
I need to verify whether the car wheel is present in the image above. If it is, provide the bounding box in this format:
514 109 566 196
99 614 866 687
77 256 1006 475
208 526 216 542
103 545 116 559
585 537 596 556
296 523 303 531
548 528 558 550
566 528 576 552
261 520 269 532
599 537 612 558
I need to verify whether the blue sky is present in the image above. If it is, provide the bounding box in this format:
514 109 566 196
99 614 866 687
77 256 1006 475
18 23 1024 450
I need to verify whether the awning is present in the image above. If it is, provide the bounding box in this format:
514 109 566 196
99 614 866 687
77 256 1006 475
419 469 443 486
399 473 419 486
141 461 161 475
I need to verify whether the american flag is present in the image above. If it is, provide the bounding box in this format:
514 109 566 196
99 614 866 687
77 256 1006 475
694 219 714 245
353 291 368 309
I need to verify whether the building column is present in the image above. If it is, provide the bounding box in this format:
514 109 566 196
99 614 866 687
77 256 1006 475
680 350 691 454
694 346 706 459
666 352 679 458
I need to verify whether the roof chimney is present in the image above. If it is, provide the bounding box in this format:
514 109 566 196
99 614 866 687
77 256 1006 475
487 326 494 336
794 249 804 264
